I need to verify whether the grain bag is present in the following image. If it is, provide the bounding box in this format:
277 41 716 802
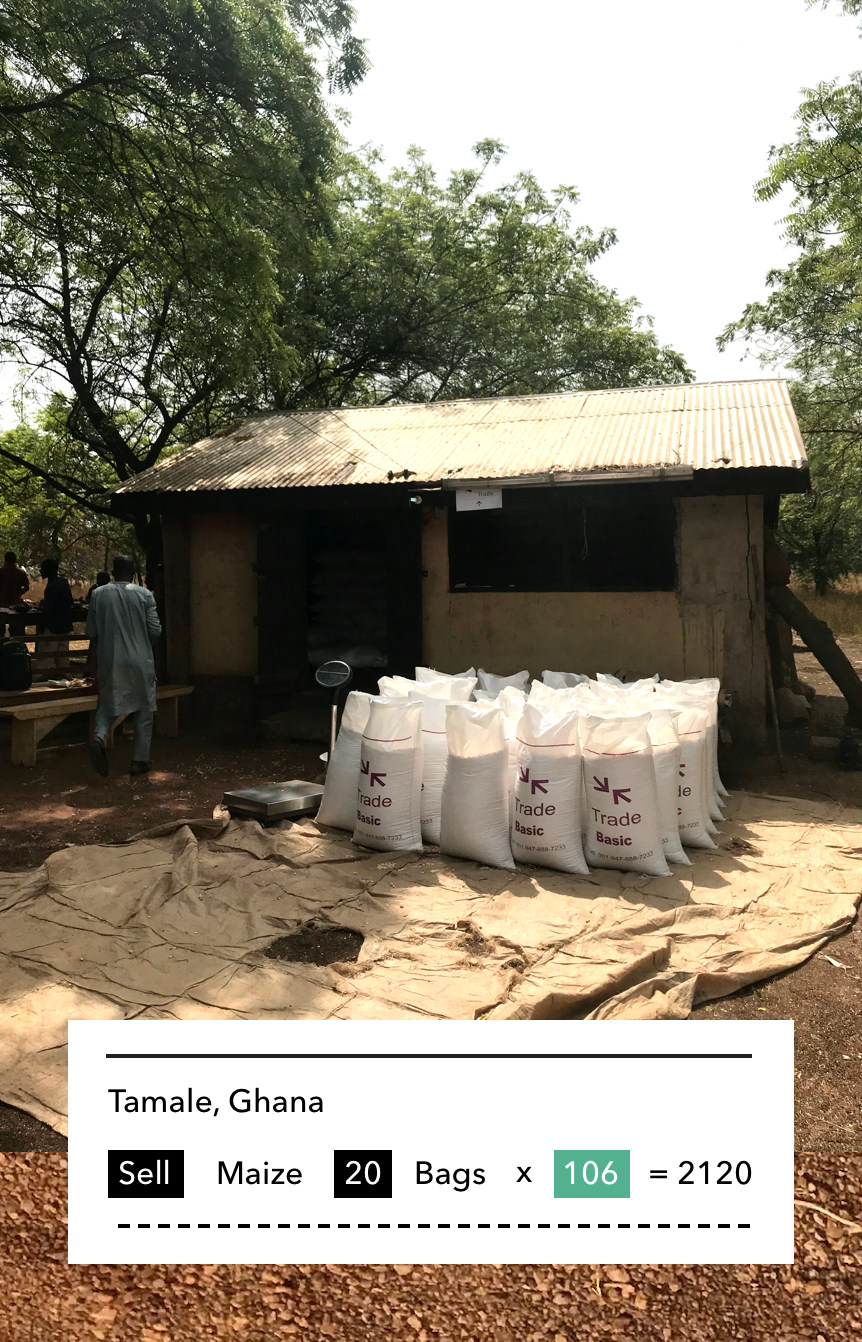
643 708 689 866
623 703 689 866
353 698 423 852
663 677 728 800
316 691 374 831
407 687 450 845
660 681 724 823
439 703 515 870
392 673 476 702
511 704 588 874
596 673 659 692
416 665 476 683
653 693 717 850
476 667 530 695
579 713 670 877
529 681 582 715
377 675 409 698
542 670 589 688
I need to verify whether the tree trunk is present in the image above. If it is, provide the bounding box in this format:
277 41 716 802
767 584 862 728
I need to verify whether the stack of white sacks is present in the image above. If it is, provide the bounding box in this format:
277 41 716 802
316 665 727 877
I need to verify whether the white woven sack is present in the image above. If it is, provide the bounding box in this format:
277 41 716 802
596 673 659 692
407 688 450 845
499 685 528 811
439 703 515 870
529 681 583 716
664 677 728 800
511 704 588 874
660 681 724 823
316 691 374 831
353 698 423 852
377 676 409 698
624 703 689 866
476 667 530 694
645 709 689 866
580 714 670 877
393 673 476 702
416 665 476 683
654 696 717 850
542 670 589 688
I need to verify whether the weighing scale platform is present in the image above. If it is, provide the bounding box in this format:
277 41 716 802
223 780 325 822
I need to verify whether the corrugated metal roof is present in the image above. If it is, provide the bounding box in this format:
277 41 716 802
113 379 808 495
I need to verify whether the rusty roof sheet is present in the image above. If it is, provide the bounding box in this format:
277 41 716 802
113 379 808 495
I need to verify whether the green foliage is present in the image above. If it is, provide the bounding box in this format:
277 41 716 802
719 76 862 590
0 0 351 557
270 142 692 408
0 6 689 563
776 384 862 593
0 412 141 574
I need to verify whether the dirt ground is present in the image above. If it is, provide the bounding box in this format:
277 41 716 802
1 1151 861 1341
1 649 860 1154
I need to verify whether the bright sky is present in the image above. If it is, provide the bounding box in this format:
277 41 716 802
336 0 860 382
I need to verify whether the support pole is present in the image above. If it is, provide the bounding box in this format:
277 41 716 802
767 584 862 728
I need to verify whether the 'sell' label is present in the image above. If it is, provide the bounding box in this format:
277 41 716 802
107 1150 185 1198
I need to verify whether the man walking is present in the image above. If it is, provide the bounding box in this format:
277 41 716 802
86 556 162 776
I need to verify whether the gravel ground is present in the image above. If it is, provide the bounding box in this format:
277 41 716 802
1 1153 861 1341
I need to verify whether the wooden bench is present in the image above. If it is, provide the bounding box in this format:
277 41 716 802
0 684 194 766
0 684 94 710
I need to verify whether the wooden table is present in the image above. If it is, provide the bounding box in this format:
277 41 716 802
0 684 194 765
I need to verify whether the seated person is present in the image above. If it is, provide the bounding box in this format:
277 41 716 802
0 551 30 608
86 571 111 602
36 558 74 674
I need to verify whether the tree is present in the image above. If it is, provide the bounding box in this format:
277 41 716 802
718 75 862 589
262 142 692 409
0 0 364 573
772 383 862 592
0 7 690 585
0 418 140 577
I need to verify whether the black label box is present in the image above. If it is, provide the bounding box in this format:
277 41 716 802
333 1150 393 1199
108 1150 185 1198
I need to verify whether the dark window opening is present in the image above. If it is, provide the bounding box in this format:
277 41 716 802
448 490 676 592
306 511 388 673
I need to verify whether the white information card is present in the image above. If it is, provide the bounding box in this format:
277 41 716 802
68 1018 793 1265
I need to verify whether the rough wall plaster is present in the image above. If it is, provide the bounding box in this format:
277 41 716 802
188 513 258 676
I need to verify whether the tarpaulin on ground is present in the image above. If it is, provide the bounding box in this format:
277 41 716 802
0 792 859 1135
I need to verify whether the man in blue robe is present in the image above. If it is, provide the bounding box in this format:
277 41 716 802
86 555 162 776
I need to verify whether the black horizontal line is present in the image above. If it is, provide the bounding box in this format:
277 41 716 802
105 1051 751 1060
117 1222 755 1231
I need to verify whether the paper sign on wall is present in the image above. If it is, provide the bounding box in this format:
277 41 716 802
456 488 502 511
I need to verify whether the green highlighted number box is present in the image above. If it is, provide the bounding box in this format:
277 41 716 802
554 1150 630 1199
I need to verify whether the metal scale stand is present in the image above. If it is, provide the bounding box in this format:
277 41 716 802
223 660 353 823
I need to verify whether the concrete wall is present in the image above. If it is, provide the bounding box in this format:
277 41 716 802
421 508 685 679
187 513 258 676
422 495 766 745
676 494 765 745
162 515 191 683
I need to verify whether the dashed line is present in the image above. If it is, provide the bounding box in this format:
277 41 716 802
120 1221 753 1232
